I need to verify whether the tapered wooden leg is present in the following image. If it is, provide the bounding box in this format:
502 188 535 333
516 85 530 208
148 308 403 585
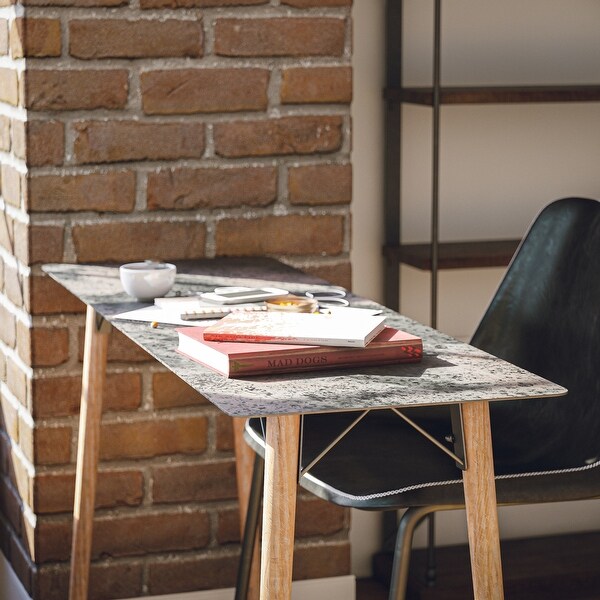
461 401 504 600
69 307 111 600
233 417 261 600
260 414 300 600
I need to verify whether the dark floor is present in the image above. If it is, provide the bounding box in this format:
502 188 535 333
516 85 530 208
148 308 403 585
357 530 600 600
356 577 388 600
356 579 388 600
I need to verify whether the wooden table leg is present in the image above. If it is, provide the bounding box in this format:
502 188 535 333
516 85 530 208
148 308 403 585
461 401 504 600
260 414 300 600
69 306 111 600
233 417 261 600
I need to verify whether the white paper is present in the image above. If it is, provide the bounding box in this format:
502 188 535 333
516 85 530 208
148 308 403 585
112 306 217 326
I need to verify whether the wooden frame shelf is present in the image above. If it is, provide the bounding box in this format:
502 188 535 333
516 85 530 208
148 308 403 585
384 239 521 271
385 85 600 106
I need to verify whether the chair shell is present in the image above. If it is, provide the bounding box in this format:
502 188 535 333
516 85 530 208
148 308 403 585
239 197 600 599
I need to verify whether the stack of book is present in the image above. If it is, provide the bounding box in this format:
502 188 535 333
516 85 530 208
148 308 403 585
176 310 423 378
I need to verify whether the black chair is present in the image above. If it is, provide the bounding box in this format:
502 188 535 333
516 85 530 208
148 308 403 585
236 197 600 599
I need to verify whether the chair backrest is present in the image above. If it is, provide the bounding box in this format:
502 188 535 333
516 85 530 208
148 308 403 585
471 197 600 473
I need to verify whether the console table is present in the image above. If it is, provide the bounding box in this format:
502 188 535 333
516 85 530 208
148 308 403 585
43 259 566 600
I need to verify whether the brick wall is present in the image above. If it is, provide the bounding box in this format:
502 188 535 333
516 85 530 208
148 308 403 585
0 0 353 597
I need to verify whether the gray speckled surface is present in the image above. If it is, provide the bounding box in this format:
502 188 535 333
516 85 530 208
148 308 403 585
43 262 566 418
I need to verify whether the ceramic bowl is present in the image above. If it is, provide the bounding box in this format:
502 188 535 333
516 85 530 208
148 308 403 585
119 261 176 301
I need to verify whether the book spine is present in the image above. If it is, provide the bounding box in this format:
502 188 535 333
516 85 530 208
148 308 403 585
229 344 422 376
202 332 366 348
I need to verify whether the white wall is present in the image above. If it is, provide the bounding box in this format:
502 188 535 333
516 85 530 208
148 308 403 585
350 0 600 578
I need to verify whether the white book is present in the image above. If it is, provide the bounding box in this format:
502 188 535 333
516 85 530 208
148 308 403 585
202 310 387 348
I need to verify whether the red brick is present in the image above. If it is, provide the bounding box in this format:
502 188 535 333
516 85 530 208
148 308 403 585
214 498 345 543
0 20 7 56
14 223 64 265
21 0 124 5
152 371 209 409
141 0 265 7
107 370 146 409
25 69 128 111
288 163 351 205
216 508 240 544
72 220 206 263
30 326 69 367
215 214 345 256
0 115 9 150
295 496 347 537
104 328 153 363
33 469 143 514
141 68 268 115
73 120 205 164
28 171 135 213
23 0 125 5
32 372 142 418
1 163 23 207
152 460 237 503
10 18 61 58
25 120 64 166
148 554 238 595
37 509 211 562
293 541 350 580
69 19 203 59
148 167 277 210
30 274 86 315
32 425 72 465
97 510 211 557
302 260 352 291
35 510 210 576
37 562 143 600
214 116 342 158
215 413 234 451
79 327 152 363
282 0 351 5
0 67 18 105
35 518 71 562
281 66 352 104
99 416 208 460
215 18 345 57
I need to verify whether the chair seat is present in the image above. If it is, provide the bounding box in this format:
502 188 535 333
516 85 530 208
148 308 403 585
238 199 600 600
245 411 600 511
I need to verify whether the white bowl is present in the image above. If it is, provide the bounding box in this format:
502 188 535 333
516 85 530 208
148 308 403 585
119 261 176 301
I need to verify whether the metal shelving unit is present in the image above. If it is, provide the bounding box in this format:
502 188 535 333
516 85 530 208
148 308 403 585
383 0 600 325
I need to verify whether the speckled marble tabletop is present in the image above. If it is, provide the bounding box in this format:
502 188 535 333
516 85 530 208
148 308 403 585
43 260 566 418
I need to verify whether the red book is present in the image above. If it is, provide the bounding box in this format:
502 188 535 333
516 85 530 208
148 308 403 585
176 326 422 378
